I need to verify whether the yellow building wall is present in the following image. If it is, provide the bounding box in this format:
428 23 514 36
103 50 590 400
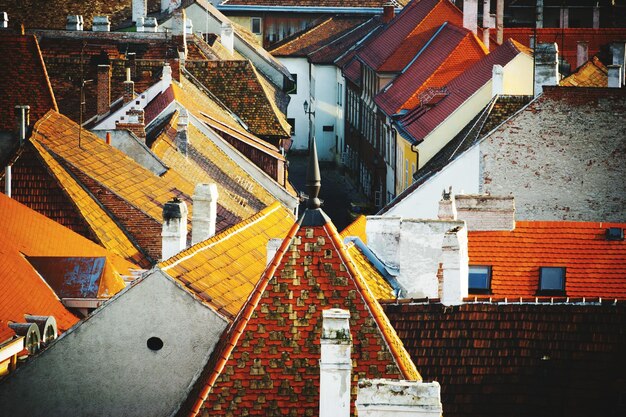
228 15 263 44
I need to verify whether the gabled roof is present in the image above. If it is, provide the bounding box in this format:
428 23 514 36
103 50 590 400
340 214 367 242
185 207 419 416
560 56 608 87
159 202 295 319
374 22 488 116
269 16 369 58
220 0 409 7
383 300 626 417
309 17 384 65
0 33 57 132
468 221 626 299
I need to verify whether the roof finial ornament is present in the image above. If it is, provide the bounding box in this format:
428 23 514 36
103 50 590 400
306 138 321 209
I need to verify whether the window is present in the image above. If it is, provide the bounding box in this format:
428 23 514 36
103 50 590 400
337 83 343 106
286 74 297 95
538 267 566 294
469 266 491 293
251 17 262 35
287 118 295 135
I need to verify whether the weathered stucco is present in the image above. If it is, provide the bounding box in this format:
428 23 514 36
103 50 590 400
0 269 228 417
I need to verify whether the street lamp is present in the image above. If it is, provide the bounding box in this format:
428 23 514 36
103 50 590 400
303 100 315 150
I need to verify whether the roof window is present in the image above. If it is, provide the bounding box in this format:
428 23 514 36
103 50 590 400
606 227 624 241
538 267 565 295
468 266 491 293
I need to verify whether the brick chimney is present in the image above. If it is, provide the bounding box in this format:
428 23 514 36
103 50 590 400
162 197 188 260
534 43 559 97
320 309 351 417
191 183 219 245
92 16 110 32
220 22 234 55
454 194 515 231
492 64 504 96
437 187 457 220
66 15 83 31
132 0 146 23
611 42 626 86
496 0 504 45
1 12 8 29
97 65 111 116
266 238 283 266
382 2 395 24
576 41 588 69
463 0 478 35
356 379 443 417
116 108 146 141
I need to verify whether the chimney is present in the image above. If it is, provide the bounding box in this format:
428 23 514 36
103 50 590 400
116 107 146 140
356 379 443 417
15 105 30 144
220 22 234 55
536 0 544 29
382 2 395 24
185 18 193 35
172 10 188 58
24 315 57 345
176 108 189 156
454 194 515 231
492 64 504 96
608 65 622 88
123 67 135 104
191 183 218 245
137 16 158 32
105 131 111 145
576 41 588 68
534 42 559 97
440 227 469 305
97 65 111 116
463 0 478 35
132 0 147 23
161 197 188 260
593 5 600 29
161 0 182 14
1 12 8 29
8 322 40 354
92 16 110 32
4 165 10 197
266 238 283 266
611 42 626 86
66 15 83 31
438 187 457 220
320 309 351 417
162 63 172 88
482 0 490 49
496 0 504 45
559 8 569 29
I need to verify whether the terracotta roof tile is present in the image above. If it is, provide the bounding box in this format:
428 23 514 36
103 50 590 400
308 18 384 65
346 243 395 300
222 0 410 6
185 208 419 416
560 56 608 87
160 202 295 319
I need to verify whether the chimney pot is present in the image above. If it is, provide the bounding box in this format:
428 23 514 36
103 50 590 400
463 0 478 35
320 308 351 417
92 15 111 32
382 2 395 24
191 183 219 245
162 197 188 260
438 187 457 220
66 15 83 31
105 131 111 145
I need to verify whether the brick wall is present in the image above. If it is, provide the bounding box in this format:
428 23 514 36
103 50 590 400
480 87 626 222
455 195 515 231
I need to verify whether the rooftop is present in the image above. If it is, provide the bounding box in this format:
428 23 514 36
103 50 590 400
560 56 608 87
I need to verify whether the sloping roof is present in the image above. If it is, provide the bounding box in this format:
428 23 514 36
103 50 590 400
375 23 488 116
269 16 369 57
220 0 410 7
560 56 608 87
340 214 367 242
468 221 626 299
159 202 295 319
383 300 626 417
185 207 420 416
309 17 384 65
346 243 395 300
0 33 57 132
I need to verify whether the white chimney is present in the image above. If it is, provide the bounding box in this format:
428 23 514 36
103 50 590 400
221 22 234 55
161 0 182 14
92 16 110 32
320 309 351 417
441 227 469 305
576 41 588 69
185 18 193 35
172 10 187 58
559 8 569 29
137 17 158 32
132 0 147 23
66 15 83 31
536 0 544 29
611 42 626 86
463 0 478 35
176 108 189 156
534 43 559 97
266 238 283 266
192 183 218 245
492 64 504 96
1 12 8 29
4 165 11 197
496 0 504 45
482 0 491 49
162 63 172 89
438 187 457 220
356 379 443 417
608 65 622 88
161 197 188 260
454 194 515 231
15 105 30 144
593 5 600 29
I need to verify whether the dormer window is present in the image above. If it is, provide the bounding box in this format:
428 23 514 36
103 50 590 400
538 267 566 295
468 266 491 293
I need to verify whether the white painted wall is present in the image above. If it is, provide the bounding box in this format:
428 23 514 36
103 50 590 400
279 57 310 152
335 67 346 165
312 64 340 161
0 269 228 417
385 145 480 219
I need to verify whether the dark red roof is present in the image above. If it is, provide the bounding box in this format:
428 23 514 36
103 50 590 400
310 18 384 65
144 85 175 126
383 300 626 417
0 33 57 132
222 0 410 6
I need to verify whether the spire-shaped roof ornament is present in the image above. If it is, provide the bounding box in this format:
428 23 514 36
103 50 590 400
306 139 321 209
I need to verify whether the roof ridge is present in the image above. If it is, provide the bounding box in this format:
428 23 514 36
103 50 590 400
269 16 336 54
307 17 375 58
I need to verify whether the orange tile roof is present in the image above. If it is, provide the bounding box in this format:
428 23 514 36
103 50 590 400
340 215 367 243
560 56 608 87
186 207 419 417
346 243 395 300
468 221 626 299
159 202 295 319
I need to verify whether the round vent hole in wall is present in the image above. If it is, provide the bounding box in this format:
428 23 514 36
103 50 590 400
147 337 164 351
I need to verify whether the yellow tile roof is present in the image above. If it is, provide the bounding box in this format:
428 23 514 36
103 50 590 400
560 56 608 87
159 202 295 319
152 111 276 220
340 214 368 243
346 243 395 300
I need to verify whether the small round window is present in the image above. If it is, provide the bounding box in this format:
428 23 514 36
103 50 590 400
147 337 164 351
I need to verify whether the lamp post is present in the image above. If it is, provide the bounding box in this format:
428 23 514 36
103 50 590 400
303 100 315 151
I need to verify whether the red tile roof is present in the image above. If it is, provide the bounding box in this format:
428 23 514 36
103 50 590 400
468 221 626 299
0 33 57 132
383 300 626 417
185 208 419 416
374 23 487 116
221 0 410 6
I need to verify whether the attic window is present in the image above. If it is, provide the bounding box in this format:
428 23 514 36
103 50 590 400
606 227 624 241
468 266 491 293
538 267 565 295
251 17 262 35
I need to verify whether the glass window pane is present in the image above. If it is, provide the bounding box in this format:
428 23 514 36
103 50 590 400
469 266 490 290
540 267 564 290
